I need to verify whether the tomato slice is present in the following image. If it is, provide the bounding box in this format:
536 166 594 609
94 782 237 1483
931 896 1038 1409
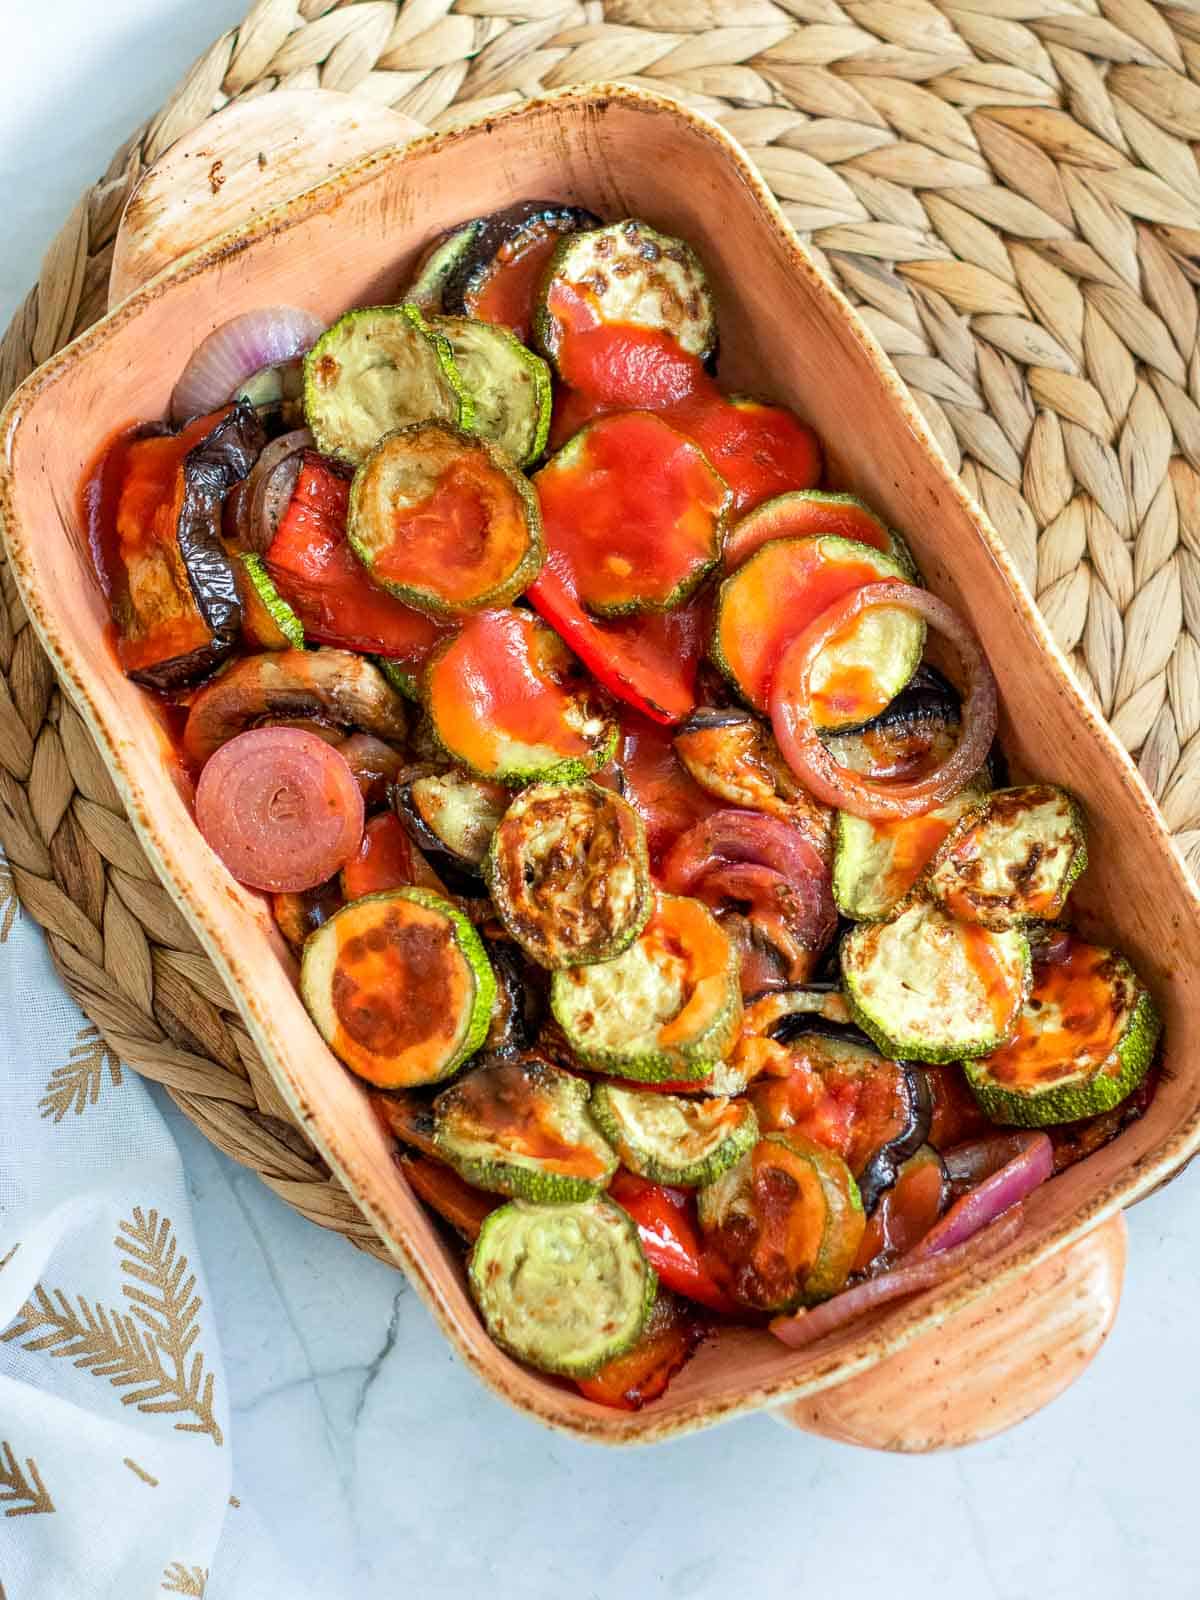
195 727 364 892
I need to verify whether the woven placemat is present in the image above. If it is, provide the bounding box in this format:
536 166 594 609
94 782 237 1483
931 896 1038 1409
1 0 1198 1261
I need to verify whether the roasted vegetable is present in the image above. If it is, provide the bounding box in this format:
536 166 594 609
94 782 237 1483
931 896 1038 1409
607 1170 737 1314
432 1057 617 1200
272 877 343 953
550 892 742 1082
300 887 496 1088
398 1150 499 1241
536 218 717 373
575 1290 706 1411
337 732 405 809
182 648 407 766
590 1083 757 1187
303 305 471 465
402 769 508 871
673 707 832 843
852 1144 948 1273
427 315 552 465
821 665 962 782
482 939 543 1059
348 422 543 614
698 1133 864 1311
441 201 600 342
426 607 618 784
926 784 1087 929
405 222 483 311
833 777 989 922
468 1196 656 1377
533 413 729 615
711 536 924 729
341 812 429 901
842 900 1031 1063
109 406 264 688
724 489 892 569
485 781 652 968
965 933 1160 1126
235 549 306 649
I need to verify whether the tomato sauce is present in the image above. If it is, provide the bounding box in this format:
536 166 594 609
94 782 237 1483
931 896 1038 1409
986 937 1123 1088
470 230 562 344
961 921 1025 1039
447 1063 611 1180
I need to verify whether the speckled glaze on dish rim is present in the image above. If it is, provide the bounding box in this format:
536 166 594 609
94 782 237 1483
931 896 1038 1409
2 85 1198 1445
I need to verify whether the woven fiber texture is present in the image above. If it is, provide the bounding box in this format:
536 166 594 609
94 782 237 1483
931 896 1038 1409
1 0 1198 1258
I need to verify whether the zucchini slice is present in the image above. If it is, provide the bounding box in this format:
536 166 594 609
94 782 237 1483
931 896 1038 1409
405 222 483 311
964 934 1160 1126
348 422 542 615
549 892 742 1082
468 1196 656 1378
842 900 1031 1063
536 219 717 373
406 769 508 869
237 551 305 649
433 1057 617 1200
533 413 729 616
375 657 421 700
302 305 471 466
590 1083 757 1186
428 315 552 466
426 607 617 785
822 664 962 782
711 536 925 730
299 887 495 1088
442 201 601 341
485 781 652 969
724 490 892 569
833 777 989 923
697 1133 864 1311
926 784 1087 929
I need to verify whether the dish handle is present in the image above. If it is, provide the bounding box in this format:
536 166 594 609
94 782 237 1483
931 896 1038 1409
770 1212 1126 1451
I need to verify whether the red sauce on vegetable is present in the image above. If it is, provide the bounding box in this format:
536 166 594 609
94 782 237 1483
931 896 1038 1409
619 714 720 867
470 231 562 344
342 812 420 901
867 808 961 907
449 1063 611 1179
960 922 1024 1039
986 937 1124 1088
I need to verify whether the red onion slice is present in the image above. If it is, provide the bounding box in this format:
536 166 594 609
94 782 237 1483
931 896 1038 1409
769 1203 1025 1350
195 727 364 893
171 308 326 425
770 582 998 820
909 1131 1052 1260
240 428 314 553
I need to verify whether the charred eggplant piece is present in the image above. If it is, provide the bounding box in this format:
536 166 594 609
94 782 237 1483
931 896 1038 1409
272 877 344 953
482 939 543 1059
393 770 505 895
111 404 265 689
674 708 832 847
441 201 601 334
855 1069 932 1214
822 665 961 782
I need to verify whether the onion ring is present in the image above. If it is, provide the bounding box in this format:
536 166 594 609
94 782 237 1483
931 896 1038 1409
770 582 998 820
910 1131 1052 1260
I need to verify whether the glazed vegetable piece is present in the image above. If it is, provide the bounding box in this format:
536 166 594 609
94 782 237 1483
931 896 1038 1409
926 784 1087 929
852 1145 948 1274
341 812 433 901
842 900 1031 1063
550 893 742 1082
337 732 406 809
369 1086 441 1157
236 552 305 649
620 713 721 865
398 1151 499 1241
426 608 617 784
272 877 344 953
537 219 718 374
673 707 833 844
300 887 496 1088
468 1196 657 1378
833 777 989 922
440 201 601 342
607 1170 737 1314
771 583 998 820
910 1131 1051 1259
265 451 453 670
964 934 1160 1126
712 537 924 729
590 1083 757 1187
432 1057 617 1200
533 413 729 615
195 727 364 892
108 405 264 688
698 1133 865 1311
822 665 964 783
402 770 508 870
426 316 552 465
485 781 652 969
226 429 311 555
922 1062 992 1148
348 422 543 614
481 940 543 1060
181 648 407 766
673 396 821 518
303 305 472 465
723 490 892 569
576 1290 706 1411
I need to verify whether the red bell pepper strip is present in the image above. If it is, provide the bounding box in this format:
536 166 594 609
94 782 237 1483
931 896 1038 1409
399 1153 500 1242
608 1170 738 1315
576 1292 705 1411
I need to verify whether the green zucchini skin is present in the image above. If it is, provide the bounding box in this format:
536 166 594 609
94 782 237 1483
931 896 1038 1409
590 1083 758 1186
405 223 483 310
832 778 989 923
964 944 1160 1126
299 887 495 1088
428 315 552 466
926 785 1087 930
549 894 742 1082
238 552 306 649
433 1058 617 1201
485 781 652 969
468 1196 657 1378
373 657 421 700
841 900 1032 1064
302 304 473 466
535 218 718 372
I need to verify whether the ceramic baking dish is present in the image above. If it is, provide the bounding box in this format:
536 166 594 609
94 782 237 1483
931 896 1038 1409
3 86 1198 1445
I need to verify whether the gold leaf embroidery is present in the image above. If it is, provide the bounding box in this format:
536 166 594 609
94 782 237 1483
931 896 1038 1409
161 1563 207 1596
39 1024 123 1122
0 857 19 943
123 1456 159 1487
0 1440 55 1518
0 1243 17 1273
2 1210 223 1446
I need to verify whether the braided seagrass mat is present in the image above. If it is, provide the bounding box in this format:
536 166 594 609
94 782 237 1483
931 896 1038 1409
2 0 1199 1262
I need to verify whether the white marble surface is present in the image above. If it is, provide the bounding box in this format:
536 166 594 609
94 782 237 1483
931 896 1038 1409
4 7 1200 1597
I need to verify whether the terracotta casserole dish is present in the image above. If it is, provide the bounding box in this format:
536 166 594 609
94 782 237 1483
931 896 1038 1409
2 87 1198 1445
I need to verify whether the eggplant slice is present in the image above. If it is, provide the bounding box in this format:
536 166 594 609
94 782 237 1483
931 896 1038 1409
821 665 961 781
441 201 601 322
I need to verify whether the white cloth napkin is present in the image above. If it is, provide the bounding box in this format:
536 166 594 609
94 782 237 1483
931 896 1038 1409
0 861 319 1600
